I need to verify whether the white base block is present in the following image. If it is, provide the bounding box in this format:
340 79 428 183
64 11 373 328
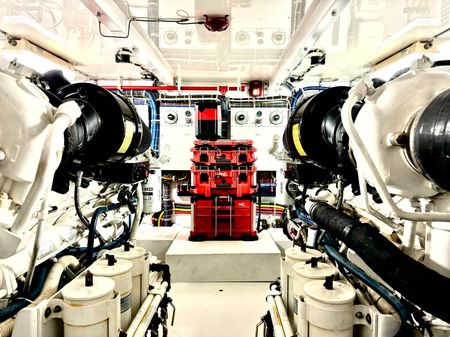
267 228 292 256
136 225 180 262
165 229 281 282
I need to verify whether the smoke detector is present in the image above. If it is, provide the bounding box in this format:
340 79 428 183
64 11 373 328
203 15 230 32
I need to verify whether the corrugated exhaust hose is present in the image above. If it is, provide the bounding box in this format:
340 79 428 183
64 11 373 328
310 202 450 323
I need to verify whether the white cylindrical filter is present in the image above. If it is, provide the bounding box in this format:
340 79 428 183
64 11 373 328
302 280 355 337
281 247 322 329
275 163 295 206
143 168 161 214
111 243 149 317
293 261 336 334
62 274 118 337
90 255 133 330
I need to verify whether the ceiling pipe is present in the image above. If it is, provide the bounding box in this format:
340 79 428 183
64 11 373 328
270 0 351 88
102 85 246 94
81 0 174 84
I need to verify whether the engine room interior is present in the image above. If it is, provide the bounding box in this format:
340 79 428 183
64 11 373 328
0 1 449 337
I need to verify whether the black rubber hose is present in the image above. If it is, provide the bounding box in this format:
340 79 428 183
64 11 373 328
310 202 450 323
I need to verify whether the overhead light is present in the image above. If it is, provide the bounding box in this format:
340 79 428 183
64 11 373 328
2 39 75 80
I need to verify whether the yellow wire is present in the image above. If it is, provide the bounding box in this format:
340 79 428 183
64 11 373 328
174 208 191 212
157 211 164 227
260 204 285 210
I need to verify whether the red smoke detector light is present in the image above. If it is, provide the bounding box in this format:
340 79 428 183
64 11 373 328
203 15 230 32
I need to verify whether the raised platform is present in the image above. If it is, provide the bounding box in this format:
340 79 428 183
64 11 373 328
166 229 281 282
136 225 180 262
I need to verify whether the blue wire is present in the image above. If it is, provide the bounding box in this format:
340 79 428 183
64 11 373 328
145 90 159 154
291 86 329 112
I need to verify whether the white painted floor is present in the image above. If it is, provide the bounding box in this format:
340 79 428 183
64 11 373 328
168 282 270 337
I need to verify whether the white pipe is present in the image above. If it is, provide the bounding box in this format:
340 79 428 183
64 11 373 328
341 79 450 223
23 193 49 292
127 281 168 337
130 182 143 242
274 295 294 337
356 171 399 229
11 101 81 234
266 295 285 337
403 220 417 250
33 255 80 304
126 294 155 336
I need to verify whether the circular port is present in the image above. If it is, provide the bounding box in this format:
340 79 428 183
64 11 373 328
165 111 178 124
235 111 249 125
269 111 283 125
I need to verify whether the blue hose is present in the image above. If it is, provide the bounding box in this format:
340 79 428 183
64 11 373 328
0 262 52 323
86 203 121 265
323 242 411 337
291 86 329 112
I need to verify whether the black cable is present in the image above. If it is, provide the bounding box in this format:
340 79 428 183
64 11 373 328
285 180 296 200
336 176 344 210
257 180 262 232
98 16 205 39
74 179 90 227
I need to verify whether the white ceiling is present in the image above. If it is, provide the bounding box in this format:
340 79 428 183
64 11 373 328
0 0 448 87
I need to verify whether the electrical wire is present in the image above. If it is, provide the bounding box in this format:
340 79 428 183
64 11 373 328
98 12 204 39
157 211 165 227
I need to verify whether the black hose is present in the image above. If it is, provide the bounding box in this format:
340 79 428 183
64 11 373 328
0 262 52 323
323 242 411 337
310 202 450 323
257 181 262 232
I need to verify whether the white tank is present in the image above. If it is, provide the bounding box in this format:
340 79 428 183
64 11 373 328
111 243 149 317
300 280 355 337
292 260 337 334
90 255 133 330
61 274 118 337
281 246 322 330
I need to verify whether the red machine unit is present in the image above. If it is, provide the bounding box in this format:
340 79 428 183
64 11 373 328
190 139 258 241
